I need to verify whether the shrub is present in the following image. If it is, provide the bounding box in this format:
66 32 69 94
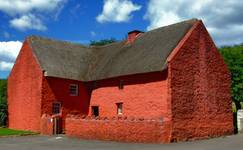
0 79 7 126
219 45 243 108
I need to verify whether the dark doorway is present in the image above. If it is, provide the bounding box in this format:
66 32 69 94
92 106 99 117
52 102 62 134
53 117 62 135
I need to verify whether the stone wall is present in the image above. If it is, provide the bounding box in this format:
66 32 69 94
89 71 169 120
65 115 170 143
167 21 234 142
8 40 42 132
40 114 53 135
41 76 91 131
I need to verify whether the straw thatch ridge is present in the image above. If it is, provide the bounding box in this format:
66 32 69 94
28 19 198 81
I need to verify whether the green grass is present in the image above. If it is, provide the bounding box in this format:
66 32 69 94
0 127 37 136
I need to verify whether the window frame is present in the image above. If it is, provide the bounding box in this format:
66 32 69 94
91 106 99 117
52 102 61 115
116 102 123 115
118 80 124 89
69 84 79 96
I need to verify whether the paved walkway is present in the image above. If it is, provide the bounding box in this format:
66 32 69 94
0 134 242 150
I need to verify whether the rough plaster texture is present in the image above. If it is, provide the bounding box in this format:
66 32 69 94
66 116 170 143
8 20 233 143
167 22 234 142
41 77 91 132
89 71 169 120
65 71 170 143
8 41 42 132
42 77 90 115
40 114 53 135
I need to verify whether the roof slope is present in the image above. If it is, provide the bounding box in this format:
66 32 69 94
28 19 198 81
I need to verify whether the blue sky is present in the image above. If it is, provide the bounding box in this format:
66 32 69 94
1 0 243 79
0 0 147 43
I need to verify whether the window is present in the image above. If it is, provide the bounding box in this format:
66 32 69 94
52 102 61 114
118 80 124 89
116 103 123 115
69 84 78 96
92 106 99 117
93 81 97 89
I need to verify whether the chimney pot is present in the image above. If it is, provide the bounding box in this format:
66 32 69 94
127 30 143 44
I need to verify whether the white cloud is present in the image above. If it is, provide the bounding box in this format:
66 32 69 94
0 41 22 60
144 0 243 46
0 61 14 71
97 0 141 23
144 0 180 30
0 0 65 16
10 14 46 31
0 0 66 31
0 41 22 71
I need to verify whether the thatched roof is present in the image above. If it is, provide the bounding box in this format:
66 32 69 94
28 19 198 81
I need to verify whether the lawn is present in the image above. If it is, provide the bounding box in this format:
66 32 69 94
0 127 37 136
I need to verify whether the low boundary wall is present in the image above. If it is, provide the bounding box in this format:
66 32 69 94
65 115 170 143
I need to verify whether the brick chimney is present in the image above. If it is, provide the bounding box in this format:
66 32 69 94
126 30 144 44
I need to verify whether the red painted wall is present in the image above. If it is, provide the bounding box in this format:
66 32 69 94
89 71 169 120
41 71 169 135
41 77 91 133
42 77 90 115
167 21 234 142
126 31 142 43
66 116 170 143
40 114 53 135
8 41 42 132
8 20 233 143
65 71 171 143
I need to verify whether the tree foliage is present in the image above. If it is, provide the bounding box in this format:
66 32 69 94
0 79 7 126
90 38 116 46
219 44 243 108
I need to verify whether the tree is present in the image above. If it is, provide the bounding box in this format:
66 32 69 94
90 38 116 46
0 79 7 126
219 45 243 109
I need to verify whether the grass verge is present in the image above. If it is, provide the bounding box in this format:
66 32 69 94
0 127 38 136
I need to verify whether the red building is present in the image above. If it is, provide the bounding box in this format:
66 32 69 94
8 19 233 143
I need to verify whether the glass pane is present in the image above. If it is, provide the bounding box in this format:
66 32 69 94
117 103 123 114
52 103 61 114
69 84 78 96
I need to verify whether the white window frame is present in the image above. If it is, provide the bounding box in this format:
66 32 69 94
117 103 123 115
69 84 78 96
